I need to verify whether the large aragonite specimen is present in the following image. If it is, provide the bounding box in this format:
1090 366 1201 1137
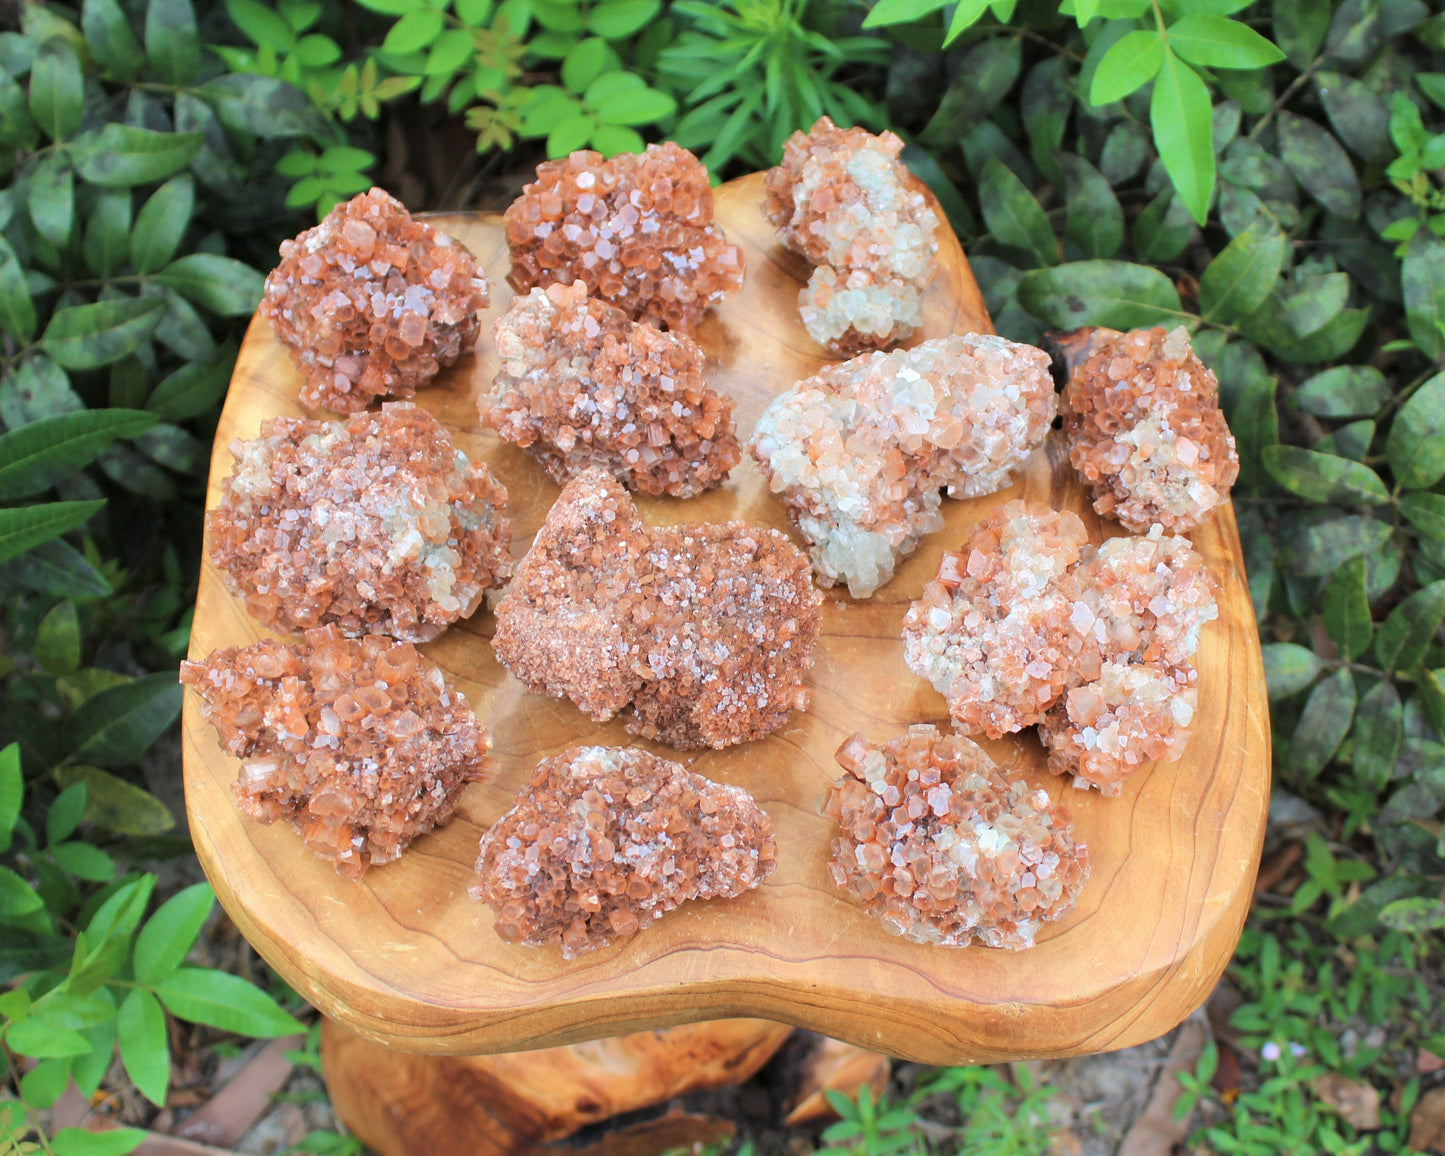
749 335 1056 598
181 626 490 878
261 187 489 413
482 280 740 497
1060 326 1239 533
824 726 1087 950
472 745 776 958
207 403 513 642
764 116 940 355
492 469 822 749
503 144 744 333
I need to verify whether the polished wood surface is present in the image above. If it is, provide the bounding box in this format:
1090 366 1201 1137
183 171 1270 1064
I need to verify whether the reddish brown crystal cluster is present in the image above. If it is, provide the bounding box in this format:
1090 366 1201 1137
824 726 1087 949
765 117 940 355
261 188 489 413
482 281 740 497
1061 326 1239 532
749 335 1055 597
181 625 489 878
473 746 776 957
504 145 744 333
492 469 823 748
903 502 1219 794
207 404 513 643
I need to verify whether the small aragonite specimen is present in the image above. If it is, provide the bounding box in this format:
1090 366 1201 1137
181 625 490 878
491 469 822 749
503 144 744 333
764 116 940 355
824 726 1087 950
748 335 1056 598
207 403 513 642
261 187 489 413
472 745 776 958
482 280 740 497
1061 326 1240 533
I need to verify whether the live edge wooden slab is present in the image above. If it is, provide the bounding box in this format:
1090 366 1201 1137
183 170 1270 1065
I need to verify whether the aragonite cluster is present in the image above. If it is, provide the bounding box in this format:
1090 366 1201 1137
764 117 940 355
749 335 1056 598
473 746 776 958
1060 326 1239 532
824 726 1087 949
261 187 489 413
492 469 823 749
181 625 490 878
207 404 513 643
903 502 1219 794
504 144 744 333
481 280 740 497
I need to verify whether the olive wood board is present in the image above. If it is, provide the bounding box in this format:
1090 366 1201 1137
183 170 1270 1065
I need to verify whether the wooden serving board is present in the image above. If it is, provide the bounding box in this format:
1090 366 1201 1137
183 171 1270 1065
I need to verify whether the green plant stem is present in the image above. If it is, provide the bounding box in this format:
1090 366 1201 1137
1 1046 59 1156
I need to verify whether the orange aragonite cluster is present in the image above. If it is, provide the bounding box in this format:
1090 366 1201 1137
207 404 513 643
261 188 489 413
1061 326 1239 532
764 117 940 355
504 145 744 333
903 503 1219 794
181 625 490 878
749 335 1056 597
491 469 823 749
482 281 740 497
472 745 776 958
824 726 1087 949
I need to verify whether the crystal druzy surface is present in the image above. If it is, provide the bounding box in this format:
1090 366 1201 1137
261 187 489 413
903 502 1219 794
764 116 940 355
504 144 744 333
482 280 740 497
181 625 490 878
472 745 776 958
749 335 1055 598
1061 326 1240 533
491 469 823 749
825 726 1087 950
208 403 513 643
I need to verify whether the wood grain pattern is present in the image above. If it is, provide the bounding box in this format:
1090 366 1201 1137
183 171 1271 1064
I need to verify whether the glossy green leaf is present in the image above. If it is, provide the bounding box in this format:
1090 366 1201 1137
22 1056 71 1109
0 408 160 500
146 0 201 84
28 152 74 248
6 1017 91 1058
1198 214 1286 322
942 0 990 43
1375 581 1445 672
227 0 293 48
41 298 166 370
1151 49 1215 225
54 765 175 835
51 841 115 882
1322 555 1372 661
0 237 37 341
152 968 304 1036
1387 371 1445 490
48 781 86 845
83 191 133 280
978 157 1054 267
1353 678 1402 789
1262 445 1388 505
1402 228 1445 362
0 744 20 853
133 883 214 984
86 874 155 941
0 501 106 566
593 84 676 125
145 356 230 422
199 74 330 138
117 988 169 1107
71 125 202 187
546 112 595 157
1276 111 1360 219
36 600 80 676
1263 642 1322 699
588 0 660 38
382 7 443 54
82 0 144 83
29 38 83 141
0 864 44 916
153 253 263 316
50 1128 149 1156
1089 30 1164 105
71 1016 116 1097
921 35 1022 145
1287 668 1355 779
1060 152 1123 260
589 123 643 157
1292 366 1388 418
130 175 195 275
860 0 949 26
1016 260 1184 330
1166 14 1284 69
561 37 609 93
63 671 183 768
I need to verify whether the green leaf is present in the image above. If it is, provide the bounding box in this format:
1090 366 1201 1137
1262 445 1388 505
588 0 660 38
63 672 184 768
1314 71 1392 165
920 35 1022 146
1352 678 1402 789
1 355 83 430
199 74 330 138
1276 111 1360 219
5 1017 91 1058
0 864 44 916
1400 491 1445 543
1379 897 1445 933
131 175 195 275
1151 50 1215 226
0 501 106 566
1292 366 1389 418
29 38 83 141
50 1128 148 1156
1402 228 1445 362
1273 0 1330 67
562 37 610 93
51 841 116 882
589 123 643 157
1262 642 1322 699
146 356 230 422
152 968 303 1036
134 882 214 984
382 8 443 54
86 874 155 941
1287 668 1355 779
70 125 202 188
0 409 161 501
227 0 293 48
83 0 144 83
54 766 175 835
1388 371 1445 490
71 1016 116 1096
36 601 80 676
48 781 87 845
42 298 166 370
153 254 263 316
593 84 676 126
0 237 36 342
546 112 595 157
1089 30 1164 105
1166 14 1285 69
117 988 169 1107
146 0 201 84
1322 556 1371 661
0 744 20 853
1375 581 1445 672
978 157 1055 268
861 0 949 24
29 152 74 249
1198 214 1286 323
1016 260 1184 330
84 190 134 280
942 0 990 43
22 1056 71 1109
1060 153 1123 260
